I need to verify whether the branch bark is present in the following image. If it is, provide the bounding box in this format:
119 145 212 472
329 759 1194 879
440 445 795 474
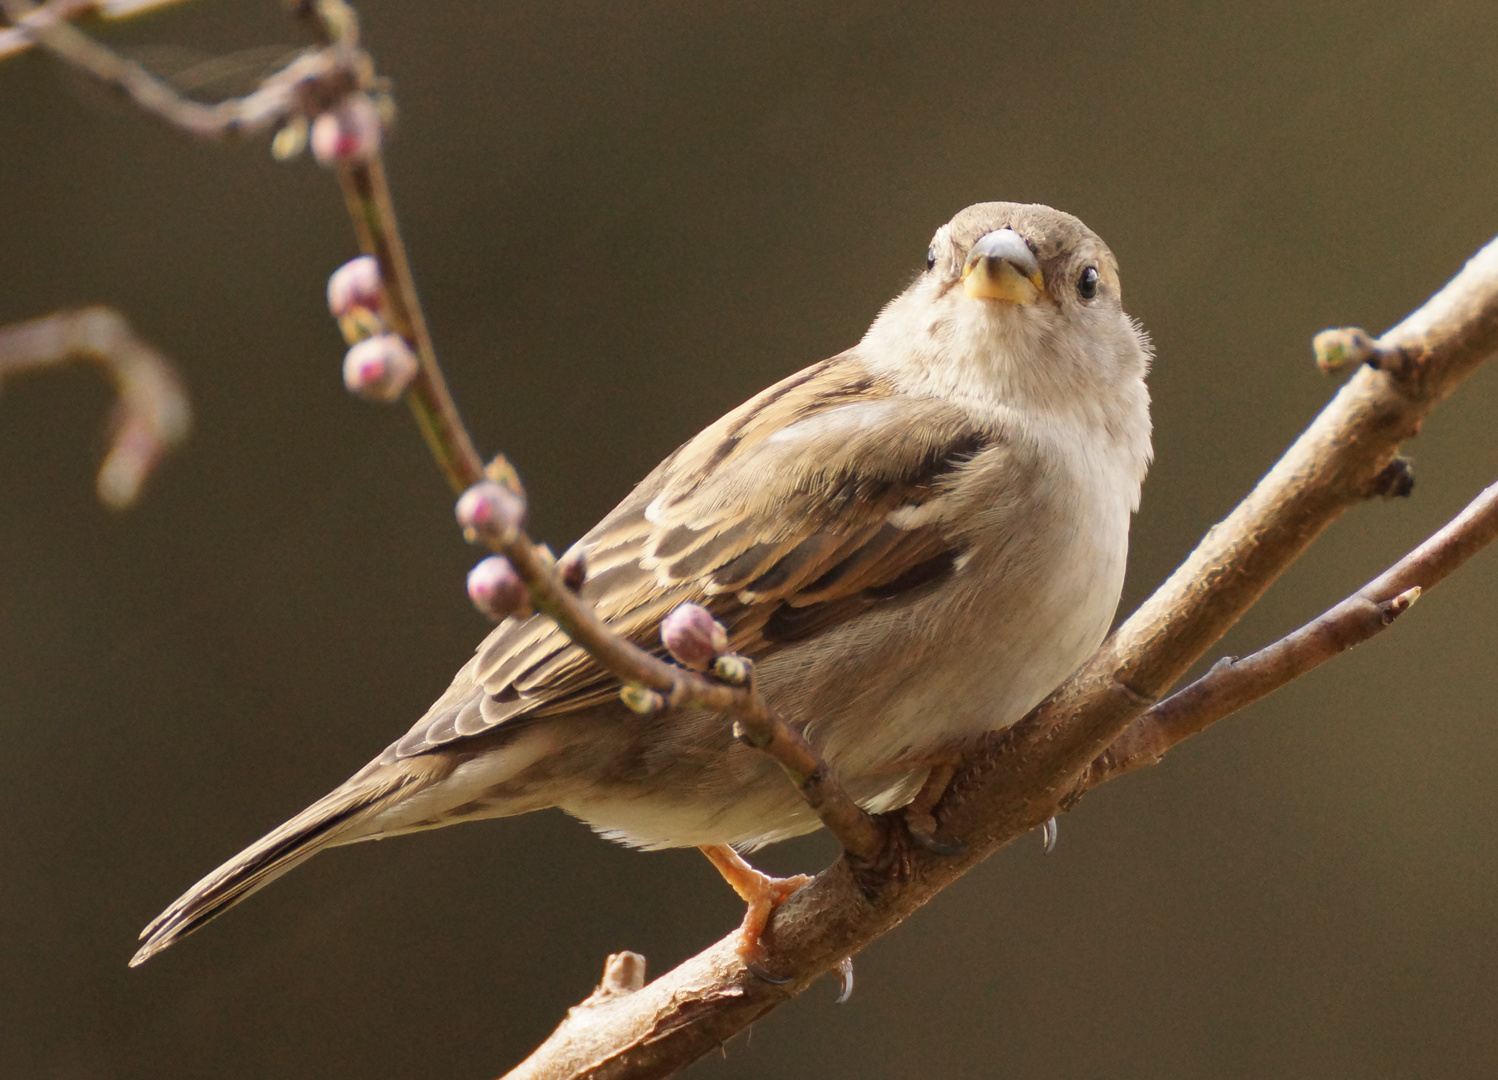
502 236 1498 1080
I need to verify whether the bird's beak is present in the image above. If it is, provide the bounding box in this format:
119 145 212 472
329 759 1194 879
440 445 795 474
961 229 1045 304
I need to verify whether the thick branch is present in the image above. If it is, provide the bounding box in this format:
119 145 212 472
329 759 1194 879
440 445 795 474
504 235 1498 1080
0 307 190 507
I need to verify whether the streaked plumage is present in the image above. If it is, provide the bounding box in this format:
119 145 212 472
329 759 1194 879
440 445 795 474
132 202 1152 966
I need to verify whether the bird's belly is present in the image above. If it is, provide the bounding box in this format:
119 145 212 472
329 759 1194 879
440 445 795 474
805 491 1131 780
838 543 1123 772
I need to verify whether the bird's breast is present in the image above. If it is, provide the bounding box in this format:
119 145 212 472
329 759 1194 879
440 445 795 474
802 416 1139 778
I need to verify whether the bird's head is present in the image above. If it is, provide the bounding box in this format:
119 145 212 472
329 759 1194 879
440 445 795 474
861 202 1151 436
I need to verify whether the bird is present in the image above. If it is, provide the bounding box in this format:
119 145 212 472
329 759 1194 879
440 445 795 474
131 201 1152 967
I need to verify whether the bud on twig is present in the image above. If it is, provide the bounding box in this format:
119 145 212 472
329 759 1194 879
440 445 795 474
343 333 418 401
310 93 383 167
620 684 665 715
1313 326 1380 374
467 555 529 621
328 256 387 344
455 481 526 549
270 116 308 161
712 654 751 686
327 256 385 320
558 548 588 592
661 603 728 670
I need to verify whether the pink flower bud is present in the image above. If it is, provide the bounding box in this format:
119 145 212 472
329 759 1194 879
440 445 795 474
310 93 383 167
342 333 417 402
661 602 728 670
455 481 526 548
466 555 528 621
327 256 385 319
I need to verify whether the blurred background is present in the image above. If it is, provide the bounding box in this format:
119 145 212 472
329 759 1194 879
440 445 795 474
3 1 1498 1077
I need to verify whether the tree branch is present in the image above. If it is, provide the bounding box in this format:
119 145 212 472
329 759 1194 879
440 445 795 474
501 235 1498 1080
303 5 885 863
0 0 364 140
1085 477 1498 786
0 306 190 508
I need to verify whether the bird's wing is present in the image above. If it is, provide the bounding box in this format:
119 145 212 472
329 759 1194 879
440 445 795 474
387 352 1004 759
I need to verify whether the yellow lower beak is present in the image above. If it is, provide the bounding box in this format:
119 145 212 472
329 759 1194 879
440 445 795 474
961 229 1045 304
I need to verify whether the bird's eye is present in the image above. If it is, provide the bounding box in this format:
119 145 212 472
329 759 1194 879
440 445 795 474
926 247 936 272
1078 266 1099 300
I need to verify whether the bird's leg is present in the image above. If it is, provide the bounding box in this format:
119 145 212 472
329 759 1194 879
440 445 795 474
699 844 811 968
903 762 964 855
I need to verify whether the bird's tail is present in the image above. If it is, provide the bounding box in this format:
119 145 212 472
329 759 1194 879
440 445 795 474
130 760 435 967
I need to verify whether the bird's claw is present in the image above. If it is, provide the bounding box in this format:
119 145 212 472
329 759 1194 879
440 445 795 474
745 960 792 985
1040 815 1058 855
906 826 966 857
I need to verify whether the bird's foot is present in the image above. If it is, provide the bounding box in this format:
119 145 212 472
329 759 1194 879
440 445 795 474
699 844 811 979
902 763 965 856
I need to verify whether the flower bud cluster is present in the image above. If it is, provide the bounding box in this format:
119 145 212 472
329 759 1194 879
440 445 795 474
326 255 418 402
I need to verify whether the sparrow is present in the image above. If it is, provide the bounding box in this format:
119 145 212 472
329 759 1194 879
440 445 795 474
131 202 1152 967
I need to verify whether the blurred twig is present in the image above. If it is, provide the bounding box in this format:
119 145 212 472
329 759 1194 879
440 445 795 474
0 0 364 139
0 307 190 508
0 0 194 61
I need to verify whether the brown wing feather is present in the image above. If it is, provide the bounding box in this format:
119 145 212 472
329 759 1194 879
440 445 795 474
387 351 997 761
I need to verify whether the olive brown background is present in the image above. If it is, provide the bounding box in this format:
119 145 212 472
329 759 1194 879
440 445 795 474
3 2 1498 1077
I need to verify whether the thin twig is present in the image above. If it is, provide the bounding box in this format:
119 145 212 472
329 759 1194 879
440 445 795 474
303 6 884 861
501 534 886 861
0 0 194 60
0 0 89 59
1084 477 1498 786
331 154 484 492
0 307 190 508
7 0 882 862
0 0 362 139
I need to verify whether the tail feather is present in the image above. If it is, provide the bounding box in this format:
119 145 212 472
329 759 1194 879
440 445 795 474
130 765 427 967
